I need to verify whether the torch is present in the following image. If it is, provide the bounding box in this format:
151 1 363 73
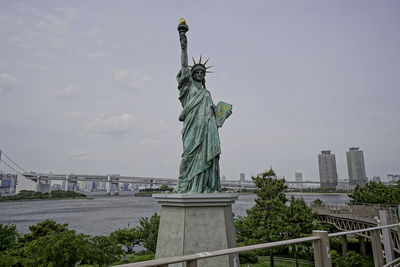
177 18 189 36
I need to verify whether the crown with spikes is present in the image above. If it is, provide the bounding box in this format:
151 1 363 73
189 54 213 73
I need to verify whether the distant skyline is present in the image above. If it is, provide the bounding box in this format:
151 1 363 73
1 1 399 181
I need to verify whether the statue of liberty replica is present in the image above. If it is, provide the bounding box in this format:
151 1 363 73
173 18 232 194
154 19 238 267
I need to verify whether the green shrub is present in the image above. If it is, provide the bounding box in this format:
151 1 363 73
0 224 18 252
131 252 155 262
344 251 363 267
239 251 258 263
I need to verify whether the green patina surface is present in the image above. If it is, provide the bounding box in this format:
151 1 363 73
173 19 232 193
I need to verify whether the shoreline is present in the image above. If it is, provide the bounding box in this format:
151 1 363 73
0 196 91 203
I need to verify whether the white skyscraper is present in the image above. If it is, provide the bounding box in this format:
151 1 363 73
346 147 367 186
318 150 338 189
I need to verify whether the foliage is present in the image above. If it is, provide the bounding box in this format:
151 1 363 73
312 198 324 206
239 251 259 263
239 168 320 266
19 230 88 267
331 250 364 267
50 190 86 198
0 224 18 252
331 250 342 267
18 219 70 244
84 236 123 267
159 184 173 192
348 181 400 204
247 168 288 242
286 196 316 239
0 190 86 202
287 187 352 193
329 237 343 252
234 216 253 243
285 196 317 266
246 168 287 266
139 185 173 192
136 213 160 253
0 250 19 267
343 251 363 267
131 250 155 262
1 220 126 267
110 227 141 253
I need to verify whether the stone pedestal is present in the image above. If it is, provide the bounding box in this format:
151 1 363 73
153 193 239 267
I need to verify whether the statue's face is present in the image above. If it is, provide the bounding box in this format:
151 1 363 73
192 69 205 82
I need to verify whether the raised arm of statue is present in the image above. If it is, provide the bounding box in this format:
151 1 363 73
177 19 189 73
180 34 188 69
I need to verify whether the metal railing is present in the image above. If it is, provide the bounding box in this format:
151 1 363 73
113 223 400 267
311 203 399 224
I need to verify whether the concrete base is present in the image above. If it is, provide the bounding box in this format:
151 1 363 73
153 193 239 267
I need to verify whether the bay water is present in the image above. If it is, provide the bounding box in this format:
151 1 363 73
0 193 350 236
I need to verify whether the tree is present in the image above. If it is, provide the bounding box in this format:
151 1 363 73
20 231 89 267
348 181 398 204
0 224 18 252
110 227 141 253
247 168 287 267
18 219 70 244
234 215 253 243
312 198 324 206
286 195 317 267
137 213 160 253
85 236 123 267
159 184 173 192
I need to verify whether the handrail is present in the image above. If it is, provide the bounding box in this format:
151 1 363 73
328 223 400 237
113 223 400 267
383 256 400 267
113 236 320 267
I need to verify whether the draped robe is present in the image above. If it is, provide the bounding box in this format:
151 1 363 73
173 67 221 193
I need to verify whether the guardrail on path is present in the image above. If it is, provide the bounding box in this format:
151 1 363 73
113 223 400 267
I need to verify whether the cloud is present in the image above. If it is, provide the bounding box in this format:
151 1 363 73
86 113 136 137
69 149 92 161
63 111 89 121
113 68 151 91
0 73 16 92
53 85 85 99
139 139 160 146
88 51 106 59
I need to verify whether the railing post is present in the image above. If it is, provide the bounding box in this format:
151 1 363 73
379 210 394 264
341 235 348 257
370 229 384 267
358 235 367 258
313 230 332 267
187 259 197 267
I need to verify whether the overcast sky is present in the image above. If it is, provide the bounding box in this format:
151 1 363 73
1 0 399 181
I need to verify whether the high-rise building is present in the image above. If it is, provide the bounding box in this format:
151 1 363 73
294 172 303 188
372 176 381 182
346 147 367 186
239 173 245 182
318 150 338 189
